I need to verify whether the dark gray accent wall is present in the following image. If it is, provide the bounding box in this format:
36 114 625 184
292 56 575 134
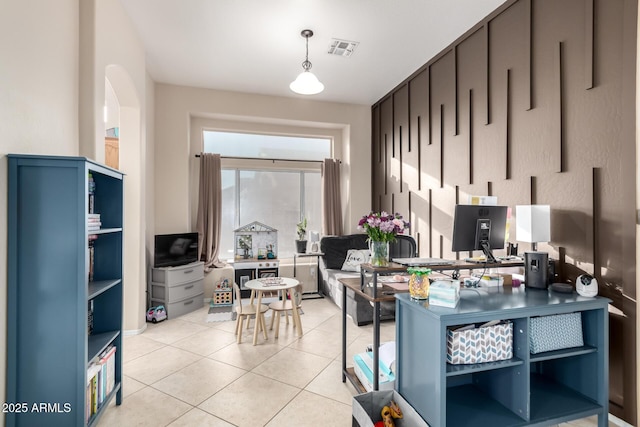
371 0 637 423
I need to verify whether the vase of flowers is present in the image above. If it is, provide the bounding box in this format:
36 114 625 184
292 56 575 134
358 211 410 267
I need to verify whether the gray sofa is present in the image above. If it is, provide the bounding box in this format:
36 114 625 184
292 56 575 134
319 234 417 326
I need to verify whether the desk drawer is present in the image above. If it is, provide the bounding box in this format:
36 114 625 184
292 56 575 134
151 278 203 302
151 262 204 286
152 293 203 319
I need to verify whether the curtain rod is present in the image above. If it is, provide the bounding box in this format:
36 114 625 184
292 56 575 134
195 154 339 164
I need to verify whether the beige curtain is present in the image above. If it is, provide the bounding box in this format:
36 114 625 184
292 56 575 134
196 153 225 271
322 158 343 236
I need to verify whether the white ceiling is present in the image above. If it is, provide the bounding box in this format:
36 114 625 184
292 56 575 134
120 0 507 105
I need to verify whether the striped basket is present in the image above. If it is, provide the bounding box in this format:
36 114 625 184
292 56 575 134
447 322 513 364
529 312 584 354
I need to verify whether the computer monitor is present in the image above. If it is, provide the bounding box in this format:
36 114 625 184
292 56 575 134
451 204 508 263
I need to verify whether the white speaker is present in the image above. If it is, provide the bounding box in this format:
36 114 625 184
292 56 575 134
576 274 598 297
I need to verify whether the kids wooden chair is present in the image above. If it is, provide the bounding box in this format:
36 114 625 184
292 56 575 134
233 282 269 344
268 284 303 338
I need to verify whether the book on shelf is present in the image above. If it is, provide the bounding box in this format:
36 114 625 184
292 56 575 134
87 300 94 335
86 362 101 422
88 242 95 282
88 172 96 214
85 345 117 422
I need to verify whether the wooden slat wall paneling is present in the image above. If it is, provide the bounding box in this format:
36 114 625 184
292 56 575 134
454 46 459 136
530 175 537 204
372 105 381 209
458 27 487 184
391 192 395 216
428 66 433 145
409 69 429 192
469 89 474 185
369 0 636 421
488 0 528 185
394 84 410 193
440 104 444 188
430 46 454 191
456 27 485 186
526 0 533 109
485 23 491 125
556 41 565 173
592 167 600 280
418 116 422 190
585 0 594 89
506 68 512 180
380 97 393 195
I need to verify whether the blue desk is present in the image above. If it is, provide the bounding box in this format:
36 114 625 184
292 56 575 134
395 289 610 427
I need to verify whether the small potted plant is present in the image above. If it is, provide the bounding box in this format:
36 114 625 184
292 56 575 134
296 218 308 253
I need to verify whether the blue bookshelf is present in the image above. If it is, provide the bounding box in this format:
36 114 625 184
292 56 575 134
7 155 123 427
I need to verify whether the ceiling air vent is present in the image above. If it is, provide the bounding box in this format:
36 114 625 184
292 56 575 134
328 39 359 57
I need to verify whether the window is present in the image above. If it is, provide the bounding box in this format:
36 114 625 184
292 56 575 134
204 131 330 260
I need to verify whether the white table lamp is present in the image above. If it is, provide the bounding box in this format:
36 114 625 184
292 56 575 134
516 205 550 251
309 231 320 253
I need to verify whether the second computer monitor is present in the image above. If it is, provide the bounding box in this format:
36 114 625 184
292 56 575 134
451 204 508 262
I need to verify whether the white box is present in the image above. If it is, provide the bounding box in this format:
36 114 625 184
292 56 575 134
353 352 395 392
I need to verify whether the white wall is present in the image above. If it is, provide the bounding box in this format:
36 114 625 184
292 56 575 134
0 0 80 420
0 0 152 419
154 84 372 236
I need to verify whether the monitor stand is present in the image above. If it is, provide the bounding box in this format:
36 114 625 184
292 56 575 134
480 240 499 264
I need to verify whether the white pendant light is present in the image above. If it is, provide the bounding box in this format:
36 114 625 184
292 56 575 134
290 29 325 95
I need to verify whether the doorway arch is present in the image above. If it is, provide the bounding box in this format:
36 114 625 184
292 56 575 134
105 65 146 333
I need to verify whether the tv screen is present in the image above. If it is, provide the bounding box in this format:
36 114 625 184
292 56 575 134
451 205 507 263
154 232 199 268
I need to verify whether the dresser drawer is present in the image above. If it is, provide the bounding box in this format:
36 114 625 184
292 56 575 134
151 262 204 286
151 278 203 302
152 293 203 319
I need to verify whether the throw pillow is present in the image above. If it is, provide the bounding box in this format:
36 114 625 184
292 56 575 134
341 249 370 272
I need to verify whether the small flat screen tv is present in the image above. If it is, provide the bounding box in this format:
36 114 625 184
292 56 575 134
154 232 199 268
451 204 508 263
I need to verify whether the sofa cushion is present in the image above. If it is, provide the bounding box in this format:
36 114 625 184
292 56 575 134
321 234 369 269
341 249 370 272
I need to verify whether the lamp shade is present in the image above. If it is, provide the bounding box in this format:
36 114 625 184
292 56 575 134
290 71 325 95
516 205 551 243
309 231 320 243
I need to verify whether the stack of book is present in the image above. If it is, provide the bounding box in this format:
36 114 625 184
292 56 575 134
87 213 101 232
86 345 116 423
429 279 460 308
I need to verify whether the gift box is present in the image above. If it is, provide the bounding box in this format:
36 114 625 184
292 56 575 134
529 312 584 354
447 321 513 364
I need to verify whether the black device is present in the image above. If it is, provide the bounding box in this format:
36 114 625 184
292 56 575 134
451 204 508 263
524 251 549 289
154 232 199 268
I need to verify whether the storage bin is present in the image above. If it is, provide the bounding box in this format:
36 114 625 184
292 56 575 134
446 321 513 364
529 312 583 354
352 390 428 427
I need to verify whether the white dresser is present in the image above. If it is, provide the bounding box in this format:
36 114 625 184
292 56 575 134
149 261 204 318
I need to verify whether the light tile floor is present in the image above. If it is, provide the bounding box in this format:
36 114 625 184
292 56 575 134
97 297 609 427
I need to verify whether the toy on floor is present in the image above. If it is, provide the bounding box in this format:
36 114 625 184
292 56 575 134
376 400 403 427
